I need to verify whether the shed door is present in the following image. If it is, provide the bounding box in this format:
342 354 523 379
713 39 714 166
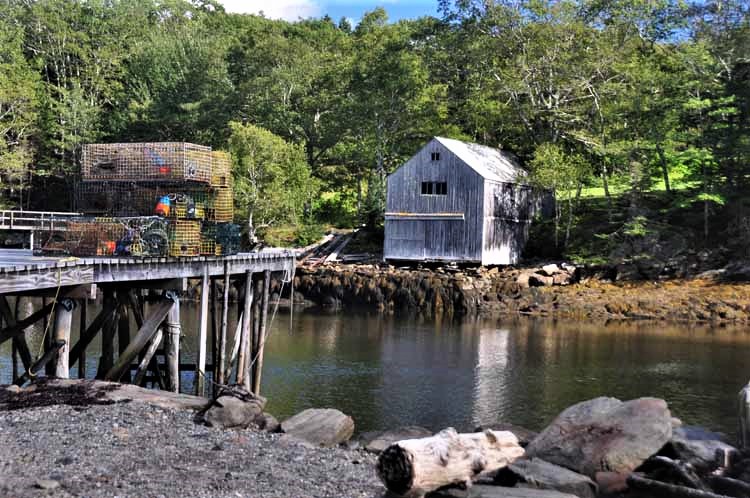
387 220 425 259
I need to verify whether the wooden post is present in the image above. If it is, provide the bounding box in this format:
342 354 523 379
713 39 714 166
210 278 218 390
252 269 271 396
238 271 253 389
44 297 54 376
53 298 75 378
289 269 295 332
96 289 116 379
196 266 209 396
117 293 131 383
739 381 750 449
218 266 230 385
78 299 87 379
164 292 181 393
251 276 262 382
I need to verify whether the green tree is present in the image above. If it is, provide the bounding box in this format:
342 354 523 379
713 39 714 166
226 122 318 242
0 13 39 208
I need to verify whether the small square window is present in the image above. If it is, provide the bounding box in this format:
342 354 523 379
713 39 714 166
421 181 447 196
431 152 440 161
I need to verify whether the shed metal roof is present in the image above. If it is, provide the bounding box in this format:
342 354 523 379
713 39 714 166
435 137 528 183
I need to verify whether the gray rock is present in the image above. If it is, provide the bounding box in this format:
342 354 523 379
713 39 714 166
526 397 672 478
723 261 750 282
202 396 264 429
552 273 572 286
529 274 554 287
667 426 738 471
541 264 560 276
34 479 60 490
501 458 597 498
516 272 532 289
674 425 728 442
429 484 579 498
362 426 432 453
254 412 280 432
281 408 354 447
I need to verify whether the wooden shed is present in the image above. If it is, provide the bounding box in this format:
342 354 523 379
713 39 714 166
384 137 549 265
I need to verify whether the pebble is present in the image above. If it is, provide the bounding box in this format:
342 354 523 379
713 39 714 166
34 479 60 490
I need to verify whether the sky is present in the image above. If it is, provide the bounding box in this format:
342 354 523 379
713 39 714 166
218 0 439 23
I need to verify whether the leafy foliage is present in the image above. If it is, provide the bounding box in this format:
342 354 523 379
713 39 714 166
0 0 748 252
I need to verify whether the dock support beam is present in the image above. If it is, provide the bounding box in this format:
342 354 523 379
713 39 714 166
252 269 271 396
164 292 181 393
97 290 116 379
117 293 131 383
78 299 87 379
218 267 230 385
53 298 75 378
196 267 209 396
238 270 253 389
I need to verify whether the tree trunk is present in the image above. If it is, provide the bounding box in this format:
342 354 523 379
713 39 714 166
376 428 524 497
601 163 613 223
656 143 671 194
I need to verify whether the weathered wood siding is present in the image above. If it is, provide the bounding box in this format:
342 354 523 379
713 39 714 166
481 181 534 265
385 140 485 262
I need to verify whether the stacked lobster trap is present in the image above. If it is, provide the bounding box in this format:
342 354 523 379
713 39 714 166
39 143 239 257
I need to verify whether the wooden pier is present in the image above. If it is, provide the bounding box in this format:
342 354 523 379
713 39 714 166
0 249 295 397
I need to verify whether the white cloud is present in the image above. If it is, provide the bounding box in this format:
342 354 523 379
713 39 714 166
219 0 321 21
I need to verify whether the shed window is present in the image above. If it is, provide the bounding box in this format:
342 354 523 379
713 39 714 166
421 181 447 196
431 152 440 161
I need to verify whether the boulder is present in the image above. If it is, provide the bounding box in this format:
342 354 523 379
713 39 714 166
529 275 554 287
552 273 572 286
494 458 597 498
525 397 672 479
541 264 560 276
516 272 532 289
428 485 579 498
362 426 432 453
723 261 750 282
202 395 264 429
281 408 354 447
665 426 738 471
254 412 280 432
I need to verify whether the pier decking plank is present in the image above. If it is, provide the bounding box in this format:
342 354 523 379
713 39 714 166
0 249 295 295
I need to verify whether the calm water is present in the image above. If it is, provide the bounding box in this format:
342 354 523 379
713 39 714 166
2 300 750 437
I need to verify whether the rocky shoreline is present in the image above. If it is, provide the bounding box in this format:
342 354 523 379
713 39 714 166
2 379 748 498
291 261 750 322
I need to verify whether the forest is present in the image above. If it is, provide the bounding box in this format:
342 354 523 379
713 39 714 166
0 0 748 261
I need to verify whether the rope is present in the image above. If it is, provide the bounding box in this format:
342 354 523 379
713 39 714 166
28 267 63 378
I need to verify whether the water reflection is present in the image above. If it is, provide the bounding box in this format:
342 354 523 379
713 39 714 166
2 299 749 437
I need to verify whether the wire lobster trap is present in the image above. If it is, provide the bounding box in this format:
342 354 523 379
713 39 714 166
208 186 233 222
38 217 170 257
76 180 212 220
211 151 232 188
82 143 213 184
201 222 241 256
168 220 201 257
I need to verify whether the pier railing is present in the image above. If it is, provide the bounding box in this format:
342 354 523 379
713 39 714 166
0 210 81 232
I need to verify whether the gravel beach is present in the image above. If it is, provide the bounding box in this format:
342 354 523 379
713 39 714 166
0 399 384 498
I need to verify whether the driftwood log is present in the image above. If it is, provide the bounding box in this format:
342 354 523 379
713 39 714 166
376 428 524 497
